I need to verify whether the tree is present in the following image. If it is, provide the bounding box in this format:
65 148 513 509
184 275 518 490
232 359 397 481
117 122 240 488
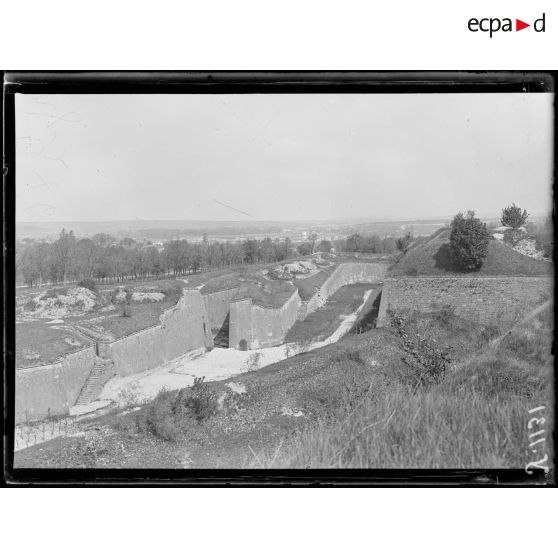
242 239 259 264
52 229 76 284
316 239 332 253
119 287 133 317
75 238 101 280
345 233 364 252
307 233 319 253
296 242 313 256
396 232 413 253
92 233 116 248
381 237 398 254
363 234 382 253
284 237 294 259
501 203 529 229
449 211 491 270
19 244 40 286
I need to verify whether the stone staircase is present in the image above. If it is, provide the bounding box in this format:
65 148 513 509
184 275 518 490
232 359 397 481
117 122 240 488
74 357 113 407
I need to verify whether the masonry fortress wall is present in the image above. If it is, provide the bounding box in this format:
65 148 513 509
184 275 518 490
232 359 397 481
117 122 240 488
203 288 241 332
301 262 390 318
229 290 303 349
15 347 97 422
99 290 213 377
377 276 552 327
15 290 214 421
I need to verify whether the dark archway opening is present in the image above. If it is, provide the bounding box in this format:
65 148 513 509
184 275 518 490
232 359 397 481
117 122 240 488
213 312 230 348
350 291 383 334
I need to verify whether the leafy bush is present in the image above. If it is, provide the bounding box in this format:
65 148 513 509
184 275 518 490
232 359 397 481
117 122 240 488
501 203 528 229
111 287 133 317
449 210 491 270
77 278 98 293
176 377 218 422
162 285 183 300
389 310 451 389
136 389 181 441
23 298 38 311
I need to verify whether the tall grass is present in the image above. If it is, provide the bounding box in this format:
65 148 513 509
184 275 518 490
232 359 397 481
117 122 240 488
257 307 553 469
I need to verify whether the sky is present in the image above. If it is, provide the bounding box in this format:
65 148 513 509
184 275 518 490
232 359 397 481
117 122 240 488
15 92 553 223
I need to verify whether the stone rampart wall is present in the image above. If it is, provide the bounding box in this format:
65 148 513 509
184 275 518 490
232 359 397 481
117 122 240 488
229 290 302 350
15 346 97 423
99 290 213 377
303 262 389 317
377 276 552 327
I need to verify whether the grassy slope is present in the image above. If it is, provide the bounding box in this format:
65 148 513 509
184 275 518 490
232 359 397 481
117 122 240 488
16 322 94 366
14 302 553 470
273 304 554 469
390 228 552 277
285 283 379 344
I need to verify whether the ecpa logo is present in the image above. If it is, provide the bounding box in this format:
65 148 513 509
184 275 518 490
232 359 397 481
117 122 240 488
468 13 546 37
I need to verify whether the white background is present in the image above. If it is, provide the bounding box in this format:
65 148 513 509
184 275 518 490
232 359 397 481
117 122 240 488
1 0 556 68
2 0 556 556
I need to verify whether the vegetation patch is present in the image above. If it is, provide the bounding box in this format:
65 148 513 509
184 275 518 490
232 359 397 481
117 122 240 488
390 228 551 277
16 322 93 366
285 283 378 344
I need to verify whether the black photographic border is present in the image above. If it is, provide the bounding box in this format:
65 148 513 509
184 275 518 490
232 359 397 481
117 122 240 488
3 71 556 486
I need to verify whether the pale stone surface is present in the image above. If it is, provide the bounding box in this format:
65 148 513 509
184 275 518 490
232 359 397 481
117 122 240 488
69 399 112 416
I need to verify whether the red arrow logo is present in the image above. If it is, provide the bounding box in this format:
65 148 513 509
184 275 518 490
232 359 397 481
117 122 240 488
516 19 530 31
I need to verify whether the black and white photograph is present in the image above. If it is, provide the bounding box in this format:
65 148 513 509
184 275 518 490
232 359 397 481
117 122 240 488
6 74 555 478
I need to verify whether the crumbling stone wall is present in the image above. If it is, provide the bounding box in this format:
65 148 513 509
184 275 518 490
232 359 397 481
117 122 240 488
99 289 213 377
377 276 552 327
229 290 302 349
15 290 214 422
15 346 97 422
302 262 389 317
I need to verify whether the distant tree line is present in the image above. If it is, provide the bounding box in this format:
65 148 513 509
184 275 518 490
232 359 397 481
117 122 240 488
17 228 417 287
16 230 298 287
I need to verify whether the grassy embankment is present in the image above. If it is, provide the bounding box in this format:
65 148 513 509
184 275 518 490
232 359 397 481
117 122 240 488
267 303 554 469
390 228 552 277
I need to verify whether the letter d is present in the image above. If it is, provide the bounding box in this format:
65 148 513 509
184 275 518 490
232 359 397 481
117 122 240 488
534 13 545 32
